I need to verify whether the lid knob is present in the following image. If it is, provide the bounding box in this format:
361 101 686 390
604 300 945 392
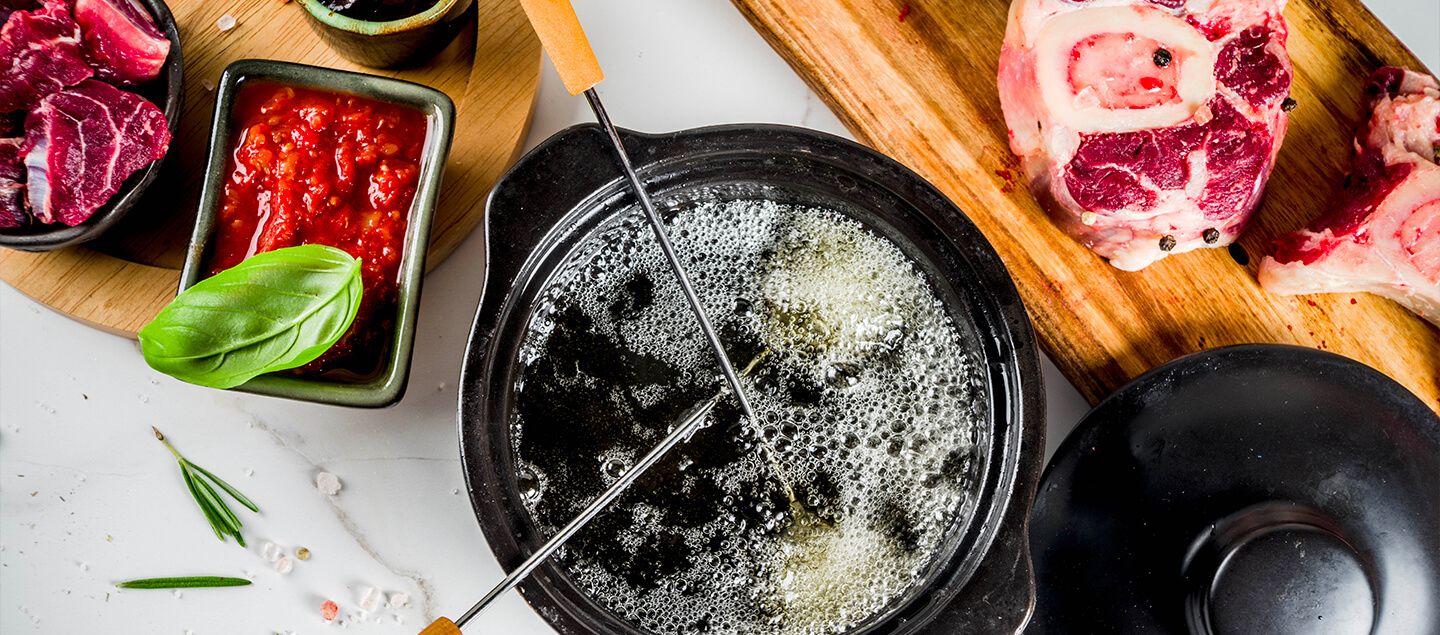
1183 503 1376 635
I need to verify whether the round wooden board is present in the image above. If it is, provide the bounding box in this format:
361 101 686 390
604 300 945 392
0 0 540 337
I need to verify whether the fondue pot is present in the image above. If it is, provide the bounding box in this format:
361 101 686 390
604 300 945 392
457 123 1046 634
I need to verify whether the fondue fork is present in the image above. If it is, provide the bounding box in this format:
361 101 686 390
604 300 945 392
421 4 803 633
582 90 797 505
517 0 799 501
421 355 767 635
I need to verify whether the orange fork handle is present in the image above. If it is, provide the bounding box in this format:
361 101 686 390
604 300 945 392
419 617 462 635
517 0 605 95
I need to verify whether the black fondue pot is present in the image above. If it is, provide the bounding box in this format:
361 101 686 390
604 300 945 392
457 124 1046 634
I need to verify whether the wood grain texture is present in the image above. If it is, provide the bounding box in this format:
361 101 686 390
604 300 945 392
731 0 1439 409
0 0 541 336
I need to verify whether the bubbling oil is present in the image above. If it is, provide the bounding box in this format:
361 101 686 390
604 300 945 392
511 199 987 635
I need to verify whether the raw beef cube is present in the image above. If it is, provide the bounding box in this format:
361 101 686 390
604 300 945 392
0 136 26 227
998 0 1292 270
0 0 93 113
74 0 169 86
1258 67 1440 326
23 78 169 225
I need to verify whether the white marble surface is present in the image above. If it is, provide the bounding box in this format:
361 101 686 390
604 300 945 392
1 1 1434 633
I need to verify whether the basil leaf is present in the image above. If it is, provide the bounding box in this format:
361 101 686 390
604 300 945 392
138 245 363 389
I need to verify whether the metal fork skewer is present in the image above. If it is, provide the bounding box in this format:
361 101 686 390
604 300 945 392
582 88 796 503
452 355 766 628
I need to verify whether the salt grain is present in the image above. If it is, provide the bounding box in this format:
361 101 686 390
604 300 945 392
321 600 339 622
359 587 381 612
216 14 236 31
244 468 253 477
172 589 183 598
388 592 409 609
263 541 281 562
295 547 310 560
315 471 342 495
274 556 293 574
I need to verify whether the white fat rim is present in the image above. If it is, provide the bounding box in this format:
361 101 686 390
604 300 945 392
24 137 51 224
1035 5 1216 134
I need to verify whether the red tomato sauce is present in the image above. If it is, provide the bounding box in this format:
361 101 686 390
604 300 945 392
207 82 428 376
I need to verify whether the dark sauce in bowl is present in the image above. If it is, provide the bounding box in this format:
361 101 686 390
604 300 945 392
319 0 441 22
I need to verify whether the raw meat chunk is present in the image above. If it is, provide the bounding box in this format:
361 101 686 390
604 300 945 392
1258 67 1440 326
998 0 1291 270
0 0 93 113
22 78 169 225
0 137 26 227
74 0 169 86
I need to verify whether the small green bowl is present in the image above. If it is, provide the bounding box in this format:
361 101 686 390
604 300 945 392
297 0 475 69
180 59 456 408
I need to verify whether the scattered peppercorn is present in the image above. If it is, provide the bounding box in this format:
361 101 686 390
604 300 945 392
1153 48 1172 68
1281 97 1297 112
1228 242 1250 266
1159 235 1177 251
1203 228 1220 244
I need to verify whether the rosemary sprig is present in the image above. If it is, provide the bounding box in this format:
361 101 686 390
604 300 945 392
117 576 252 589
153 427 259 546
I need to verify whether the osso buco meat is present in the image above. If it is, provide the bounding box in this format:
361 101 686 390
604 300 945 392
1258 67 1440 326
998 0 1292 270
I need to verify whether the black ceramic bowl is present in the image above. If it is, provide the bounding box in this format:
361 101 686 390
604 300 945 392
459 124 1047 634
297 0 476 69
0 0 183 252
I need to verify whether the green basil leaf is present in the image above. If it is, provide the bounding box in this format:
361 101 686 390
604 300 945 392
138 245 363 389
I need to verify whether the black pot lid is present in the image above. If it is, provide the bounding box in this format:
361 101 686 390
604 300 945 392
1027 344 1440 635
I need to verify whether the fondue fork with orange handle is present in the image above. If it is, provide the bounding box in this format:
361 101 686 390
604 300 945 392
420 2 799 631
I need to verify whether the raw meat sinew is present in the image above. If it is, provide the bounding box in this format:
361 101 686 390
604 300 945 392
73 0 170 86
0 0 94 113
1258 67 1440 326
998 0 1291 270
23 79 170 225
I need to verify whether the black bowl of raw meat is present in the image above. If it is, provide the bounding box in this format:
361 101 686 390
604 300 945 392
0 0 182 252
460 124 1046 634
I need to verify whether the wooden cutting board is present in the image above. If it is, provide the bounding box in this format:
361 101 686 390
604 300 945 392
0 0 540 336
732 0 1440 410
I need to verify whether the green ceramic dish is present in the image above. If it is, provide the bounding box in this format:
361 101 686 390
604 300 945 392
297 0 475 69
180 59 456 408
